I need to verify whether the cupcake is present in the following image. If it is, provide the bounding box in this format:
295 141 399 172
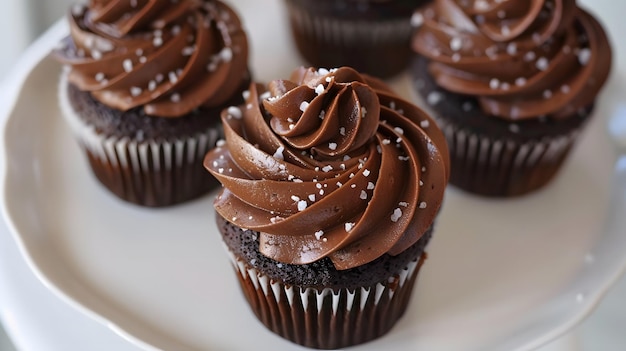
284 0 432 78
53 0 250 207
411 0 611 197
204 67 449 349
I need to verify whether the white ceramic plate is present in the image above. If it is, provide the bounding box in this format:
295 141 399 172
2 1 626 350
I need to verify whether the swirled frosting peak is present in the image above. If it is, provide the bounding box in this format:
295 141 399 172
204 67 449 270
53 0 249 117
412 0 611 120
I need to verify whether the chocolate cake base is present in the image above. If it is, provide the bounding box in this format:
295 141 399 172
60 77 248 207
411 55 592 197
217 214 432 349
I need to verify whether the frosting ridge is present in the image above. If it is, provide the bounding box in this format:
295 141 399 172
53 0 249 118
412 0 611 120
204 67 449 270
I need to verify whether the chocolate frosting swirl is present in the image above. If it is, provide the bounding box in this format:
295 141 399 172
204 67 449 270
412 0 611 120
53 0 249 118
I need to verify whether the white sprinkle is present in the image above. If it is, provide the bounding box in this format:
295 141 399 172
95 72 105 82
361 106 367 118
227 106 242 119
218 168 224 173
322 165 333 172
220 47 233 62
216 139 226 147
536 57 549 71
319 189 324 195
351 184 356 188
171 25 181 35
309 194 316 201
391 208 402 222
389 101 396 110
515 77 527 86
367 182 375 190
501 25 511 36
382 139 391 145
420 120 430 128
325 77 332 83
314 230 324 240
394 127 404 135
316 183 323 189
577 48 591 66
507 43 517 55
363 169 371 177
139 56 147 64
450 37 462 51
509 124 520 133
91 50 102 60
169 71 178 84
336 182 343 187
427 91 442 105
410 12 424 27
182 46 195 56
419 202 427 209
315 84 324 95
360 190 367 200
490 78 500 90
155 73 164 83
170 93 181 102
153 36 163 47
419 180 424 186
561 85 571 94
273 146 284 160
524 51 536 62
148 80 157 91
318 110 326 120
422 167 426 172
318 68 330 75
344 222 355 232
543 90 553 99
242 90 250 100
328 142 337 150
339 127 346 136
399 201 408 207
130 86 142 97
123 59 133 72
299 101 309 112
297 200 308 211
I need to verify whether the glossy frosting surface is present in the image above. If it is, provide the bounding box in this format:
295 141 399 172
412 0 611 120
205 67 449 270
53 0 249 118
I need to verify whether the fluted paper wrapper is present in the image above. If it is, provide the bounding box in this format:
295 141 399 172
224 248 425 349
438 117 581 197
284 0 414 77
59 76 221 207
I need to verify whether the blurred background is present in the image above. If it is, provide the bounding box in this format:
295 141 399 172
0 1 624 351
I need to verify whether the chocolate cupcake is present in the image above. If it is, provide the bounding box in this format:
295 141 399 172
204 67 449 349
284 0 432 78
53 0 250 207
411 0 611 197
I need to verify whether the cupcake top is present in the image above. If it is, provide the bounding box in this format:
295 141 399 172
53 0 249 118
204 67 449 270
412 0 611 120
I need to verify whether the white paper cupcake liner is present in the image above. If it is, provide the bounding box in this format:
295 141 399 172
437 117 582 196
59 72 222 206
223 246 424 349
